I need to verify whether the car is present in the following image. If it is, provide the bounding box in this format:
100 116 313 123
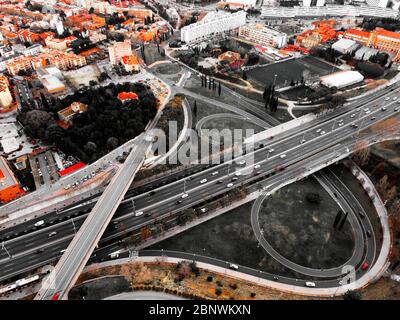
370 117 376 120
385 97 390 101
212 171 219 176
268 148 274 153
231 176 238 181
365 110 371 114
200 178 207 184
338 122 344 127
254 164 261 169
393 97 398 100
34 220 44 227
381 107 386 111
181 193 189 199
226 183 234 188
361 262 369 270
216 180 223 184
135 211 144 217
366 230 372 238
229 263 239 270
35 248 44 254
60 249 67 254
300 139 306 144
254 171 262 175
358 211 365 218
48 232 57 237
316 128 322 133
305 281 316 287
148 191 155 197
319 131 326 135
176 200 183 205
351 124 358 128
273 276 279 281
279 154 286 159
395 107 399 111
238 160 246 165
200 207 208 213
350 114 356 118
145 212 152 217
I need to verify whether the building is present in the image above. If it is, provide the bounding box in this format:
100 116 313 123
58 101 87 124
332 38 359 54
218 51 241 64
45 36 77 51
6 49 86 75
121 55 140 72
40 76 66 94
261 5 398 19
117 91 138 102
345 27 400 61
181 11 246 44
0 156 24 203
218 0 257 8
108 40 133 65
296 21 337 49
320 70 364 89
0 75 12 110
343 28 371 46
239 24 287 48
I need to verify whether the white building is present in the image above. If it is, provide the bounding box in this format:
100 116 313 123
261 5 398 19
320 70 364 89
180 11 246 44
239 23 287 48
332 38 359 54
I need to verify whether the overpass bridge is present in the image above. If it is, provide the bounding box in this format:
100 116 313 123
34 133 154 300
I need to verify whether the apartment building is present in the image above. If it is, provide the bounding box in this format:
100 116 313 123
181 11 246 44
108 40 133 65
239 23 287 48
0 75 12 110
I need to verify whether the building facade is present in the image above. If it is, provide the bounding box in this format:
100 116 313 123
0 75 12 109
108 40 133 65
181 11 246 44
0 156 24 203
239 24 287 48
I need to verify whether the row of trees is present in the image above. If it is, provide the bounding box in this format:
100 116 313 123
263 84 278 113
17 82 158 163
200 75 222 96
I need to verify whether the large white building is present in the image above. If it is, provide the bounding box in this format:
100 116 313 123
320 70 364 89
261 5 398 19
180 11 246 44
303 0 325 6
239 24 287 48
220 0 257 6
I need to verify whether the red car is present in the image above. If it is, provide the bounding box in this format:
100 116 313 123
361 262 369 270
51 293 60 300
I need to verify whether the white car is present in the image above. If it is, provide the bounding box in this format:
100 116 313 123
229 263 239 270
238 160 246 165
226 183 234 188
200 178 207 184
385 97 390 101
60 249 67 254
365 110 370 114
393 96 398 100
212 171 218 176
305 281 316 287
135 211 144 217
268 148 274 153
200 208 208 213
319 131 326 135
316 128 321 133
49 232 57 237
381 107 386 111
338 122 344 127
300 139 306 144
280 154 286 159
350 114 355 118
34 220 44 227
254 164 261 169
181 193 189 199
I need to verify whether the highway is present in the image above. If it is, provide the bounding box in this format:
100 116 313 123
34 133 154 300
0 86 399 288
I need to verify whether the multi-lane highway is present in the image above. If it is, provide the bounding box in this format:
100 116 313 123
0 83 399 291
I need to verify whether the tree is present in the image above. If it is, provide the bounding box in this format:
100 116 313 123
88 7 94 14
193 100 197 118
352 140 370 166
218 81 221 96
376 175 389 196
343 290 362 300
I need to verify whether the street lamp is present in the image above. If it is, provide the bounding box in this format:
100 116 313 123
1 241 11 259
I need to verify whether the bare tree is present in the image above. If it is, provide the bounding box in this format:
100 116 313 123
376 175 389 196
352 140 370 166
